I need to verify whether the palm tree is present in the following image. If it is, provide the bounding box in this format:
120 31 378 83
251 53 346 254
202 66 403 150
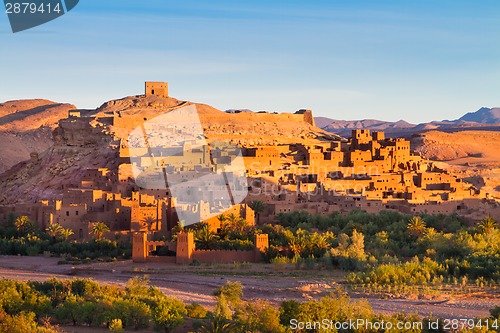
422 227 438 240
222 213 248 236
14 215 36 235
477 216 497 234
199 315 234 333
89 222 110 241
59 228 74 241
407 216 426 237
45 223 64 242
226 213 238 224
216 214 226 232
194 222 219 249
311 231 335 253
288 230 308 257
234 217 248 235
171 220 185 241
248 200 266 225
222 213 238 235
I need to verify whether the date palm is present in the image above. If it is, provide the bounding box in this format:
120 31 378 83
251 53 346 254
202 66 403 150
194 222 219 249
46 223 64 242
288 230 308 256
89 222 110 241
248 200 266 225
14 215 36 235
312 231 335 251
226 213 238 224
221 213 239 235
59 228 74 241
199 315 234 333
170 220 185 241
407 216 426 237
234 217 248 235
477 216 497 234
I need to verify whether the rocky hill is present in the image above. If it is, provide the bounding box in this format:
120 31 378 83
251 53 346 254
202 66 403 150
0 94 336 204
319 118 415 137
411 130 500 162
95 95 333 146
2 94 498 204
0 99 75 174
411 130 500 197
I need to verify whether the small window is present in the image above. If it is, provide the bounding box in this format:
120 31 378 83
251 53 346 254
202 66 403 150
66 211 69 216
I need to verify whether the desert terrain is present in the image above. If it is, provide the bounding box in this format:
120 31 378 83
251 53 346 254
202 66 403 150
411 130 500 199
0 99 75 174
0 256 497 321
0 95 337 205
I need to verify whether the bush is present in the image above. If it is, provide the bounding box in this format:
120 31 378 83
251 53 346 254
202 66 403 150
112 298 151 329
109 318 124 333
152 297 186 333
271 256 288 270
491 306 500 320
348 257 446 287
233 299 286 333
186 303 208 319
261 245 281 263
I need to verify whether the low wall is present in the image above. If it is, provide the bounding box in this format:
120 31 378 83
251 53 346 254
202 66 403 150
192 249 256 263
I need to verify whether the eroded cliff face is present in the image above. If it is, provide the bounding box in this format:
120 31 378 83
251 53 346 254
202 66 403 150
52 117 115 147
0 99 75 173
0 100 118 205
0 145 119 205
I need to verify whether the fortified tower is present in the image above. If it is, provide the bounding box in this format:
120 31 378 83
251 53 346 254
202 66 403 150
254 233 269 261
132 232 147 262
176 231 195 264
145 81 169 97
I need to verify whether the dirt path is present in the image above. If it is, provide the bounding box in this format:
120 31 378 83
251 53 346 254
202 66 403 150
0 256 498 320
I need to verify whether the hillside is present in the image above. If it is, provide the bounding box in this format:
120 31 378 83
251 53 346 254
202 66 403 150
320 118 415 137
411 130 500 197
96 95 336 146
0 99 75 174
0 94 337 204
411 130 500 163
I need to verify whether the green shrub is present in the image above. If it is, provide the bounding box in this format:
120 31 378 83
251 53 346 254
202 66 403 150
186 302 208 319
109 318 124 333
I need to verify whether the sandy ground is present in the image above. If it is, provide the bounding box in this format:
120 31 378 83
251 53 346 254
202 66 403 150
0 256 498 322
412 130 500 199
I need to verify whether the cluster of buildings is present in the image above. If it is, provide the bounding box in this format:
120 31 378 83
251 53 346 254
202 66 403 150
1 82 499 252
241 129 499 222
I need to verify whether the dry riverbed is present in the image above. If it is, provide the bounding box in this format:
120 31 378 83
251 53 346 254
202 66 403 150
0 256 498 321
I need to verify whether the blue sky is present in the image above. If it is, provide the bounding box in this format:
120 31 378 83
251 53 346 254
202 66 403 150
1 0 499 123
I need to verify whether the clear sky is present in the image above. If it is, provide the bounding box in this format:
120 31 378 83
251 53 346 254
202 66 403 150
1 0 499 123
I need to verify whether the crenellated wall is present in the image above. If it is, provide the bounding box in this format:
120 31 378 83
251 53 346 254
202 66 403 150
133 231 268 264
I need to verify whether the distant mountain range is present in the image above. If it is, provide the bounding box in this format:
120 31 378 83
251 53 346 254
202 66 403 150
316 107 500 137
458 107 500 124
